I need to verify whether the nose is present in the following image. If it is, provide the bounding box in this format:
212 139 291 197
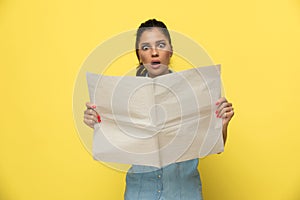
151 47 159 57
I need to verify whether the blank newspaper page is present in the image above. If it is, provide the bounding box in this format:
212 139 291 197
86 65 223 168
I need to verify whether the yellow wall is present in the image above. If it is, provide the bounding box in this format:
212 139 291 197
1 0 300 199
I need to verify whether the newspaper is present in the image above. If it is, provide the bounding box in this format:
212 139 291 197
86 65 223 168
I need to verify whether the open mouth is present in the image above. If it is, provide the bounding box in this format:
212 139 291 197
151 61 161 65
148 59 162 69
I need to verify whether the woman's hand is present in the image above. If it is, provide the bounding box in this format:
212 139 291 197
215 97 234 126
215 97 234 145
83 102 101 129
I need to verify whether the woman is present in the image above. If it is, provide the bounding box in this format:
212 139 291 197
84 19 234 200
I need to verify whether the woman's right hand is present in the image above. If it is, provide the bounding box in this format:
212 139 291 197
83 102 101 129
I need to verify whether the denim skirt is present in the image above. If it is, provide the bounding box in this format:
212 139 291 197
124 159 203 200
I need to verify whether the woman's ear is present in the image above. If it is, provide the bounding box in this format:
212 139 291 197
137 50 143 64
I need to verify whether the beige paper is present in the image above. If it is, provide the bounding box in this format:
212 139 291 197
86 65 223 168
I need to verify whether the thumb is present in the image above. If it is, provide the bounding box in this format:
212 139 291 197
85 102 96 109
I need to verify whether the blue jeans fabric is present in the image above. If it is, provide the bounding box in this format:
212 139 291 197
124 159 202 200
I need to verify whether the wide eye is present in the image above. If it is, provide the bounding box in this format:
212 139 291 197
158 42 166 49
141 45 150 51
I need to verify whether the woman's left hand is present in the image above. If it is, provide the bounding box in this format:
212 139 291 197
215 97 234 126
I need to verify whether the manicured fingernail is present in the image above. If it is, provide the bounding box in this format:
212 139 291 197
215 110 218 114
97 115 101 123
215 102 219 105
92 105 96 109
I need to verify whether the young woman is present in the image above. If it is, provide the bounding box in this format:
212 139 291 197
84 19 234 200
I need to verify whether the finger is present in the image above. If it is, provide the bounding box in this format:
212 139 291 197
223 110 235 119
84 110 101 123
216 99 229 111
86 102 97 109
228 109 235 118
221 110 234 121
215 97 227 106
216 102 232 115
84 113 98 123
84 108 98 117
217 106 232 118
83 118 96 129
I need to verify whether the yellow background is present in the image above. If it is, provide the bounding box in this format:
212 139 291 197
1 0 300 199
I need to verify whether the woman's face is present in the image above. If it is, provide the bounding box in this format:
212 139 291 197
138 28 172 78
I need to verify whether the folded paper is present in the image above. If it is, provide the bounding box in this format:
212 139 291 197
86 65 223 168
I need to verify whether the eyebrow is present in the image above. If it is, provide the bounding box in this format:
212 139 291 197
140 40 167 46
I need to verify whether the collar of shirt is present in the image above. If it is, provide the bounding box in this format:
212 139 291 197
145 70 173 77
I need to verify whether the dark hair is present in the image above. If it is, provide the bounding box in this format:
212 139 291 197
135 19 173 76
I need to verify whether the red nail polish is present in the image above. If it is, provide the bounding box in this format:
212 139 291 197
215 102 219 106
215 110 218 114
97 115 101 123
92 105 96 109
